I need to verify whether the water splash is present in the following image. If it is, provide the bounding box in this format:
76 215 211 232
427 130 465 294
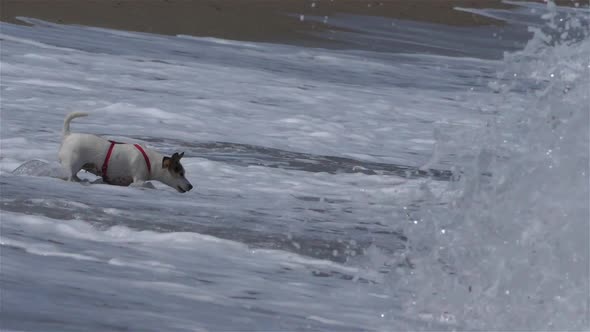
392 2 589 330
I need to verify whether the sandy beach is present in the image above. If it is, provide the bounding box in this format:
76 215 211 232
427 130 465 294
0 0 526 45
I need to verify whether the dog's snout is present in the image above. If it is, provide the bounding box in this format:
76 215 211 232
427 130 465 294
187 184 193 191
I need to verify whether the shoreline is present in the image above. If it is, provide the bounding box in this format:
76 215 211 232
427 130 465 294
0 1 582 45
1 0 514 46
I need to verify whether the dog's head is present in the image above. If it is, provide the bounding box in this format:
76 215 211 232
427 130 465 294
161 152 193 193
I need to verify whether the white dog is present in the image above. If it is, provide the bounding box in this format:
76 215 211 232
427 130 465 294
58 112 193 193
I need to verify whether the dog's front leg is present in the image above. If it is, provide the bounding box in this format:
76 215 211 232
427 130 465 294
130 179 156 190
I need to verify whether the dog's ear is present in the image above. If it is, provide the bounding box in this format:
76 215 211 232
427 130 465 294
171 152 184 162
162 156 171 169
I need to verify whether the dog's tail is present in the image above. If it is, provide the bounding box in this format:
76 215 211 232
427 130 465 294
63 112 89 137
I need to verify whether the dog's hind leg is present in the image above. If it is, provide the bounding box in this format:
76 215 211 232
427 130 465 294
61 160 84 182
67 171 82 182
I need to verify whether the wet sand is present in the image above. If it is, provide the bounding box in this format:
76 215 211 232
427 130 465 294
0 1 580 44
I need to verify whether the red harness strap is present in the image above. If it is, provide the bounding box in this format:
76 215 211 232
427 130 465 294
101 140 151 183
133 144 151 174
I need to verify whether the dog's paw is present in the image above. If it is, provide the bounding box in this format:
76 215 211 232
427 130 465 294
141 182 156 190
130 181 156 190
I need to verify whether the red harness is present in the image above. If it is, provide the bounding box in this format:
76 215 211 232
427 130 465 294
101 140 151 183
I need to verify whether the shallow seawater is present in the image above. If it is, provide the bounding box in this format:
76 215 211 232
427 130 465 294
1 2 588 331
